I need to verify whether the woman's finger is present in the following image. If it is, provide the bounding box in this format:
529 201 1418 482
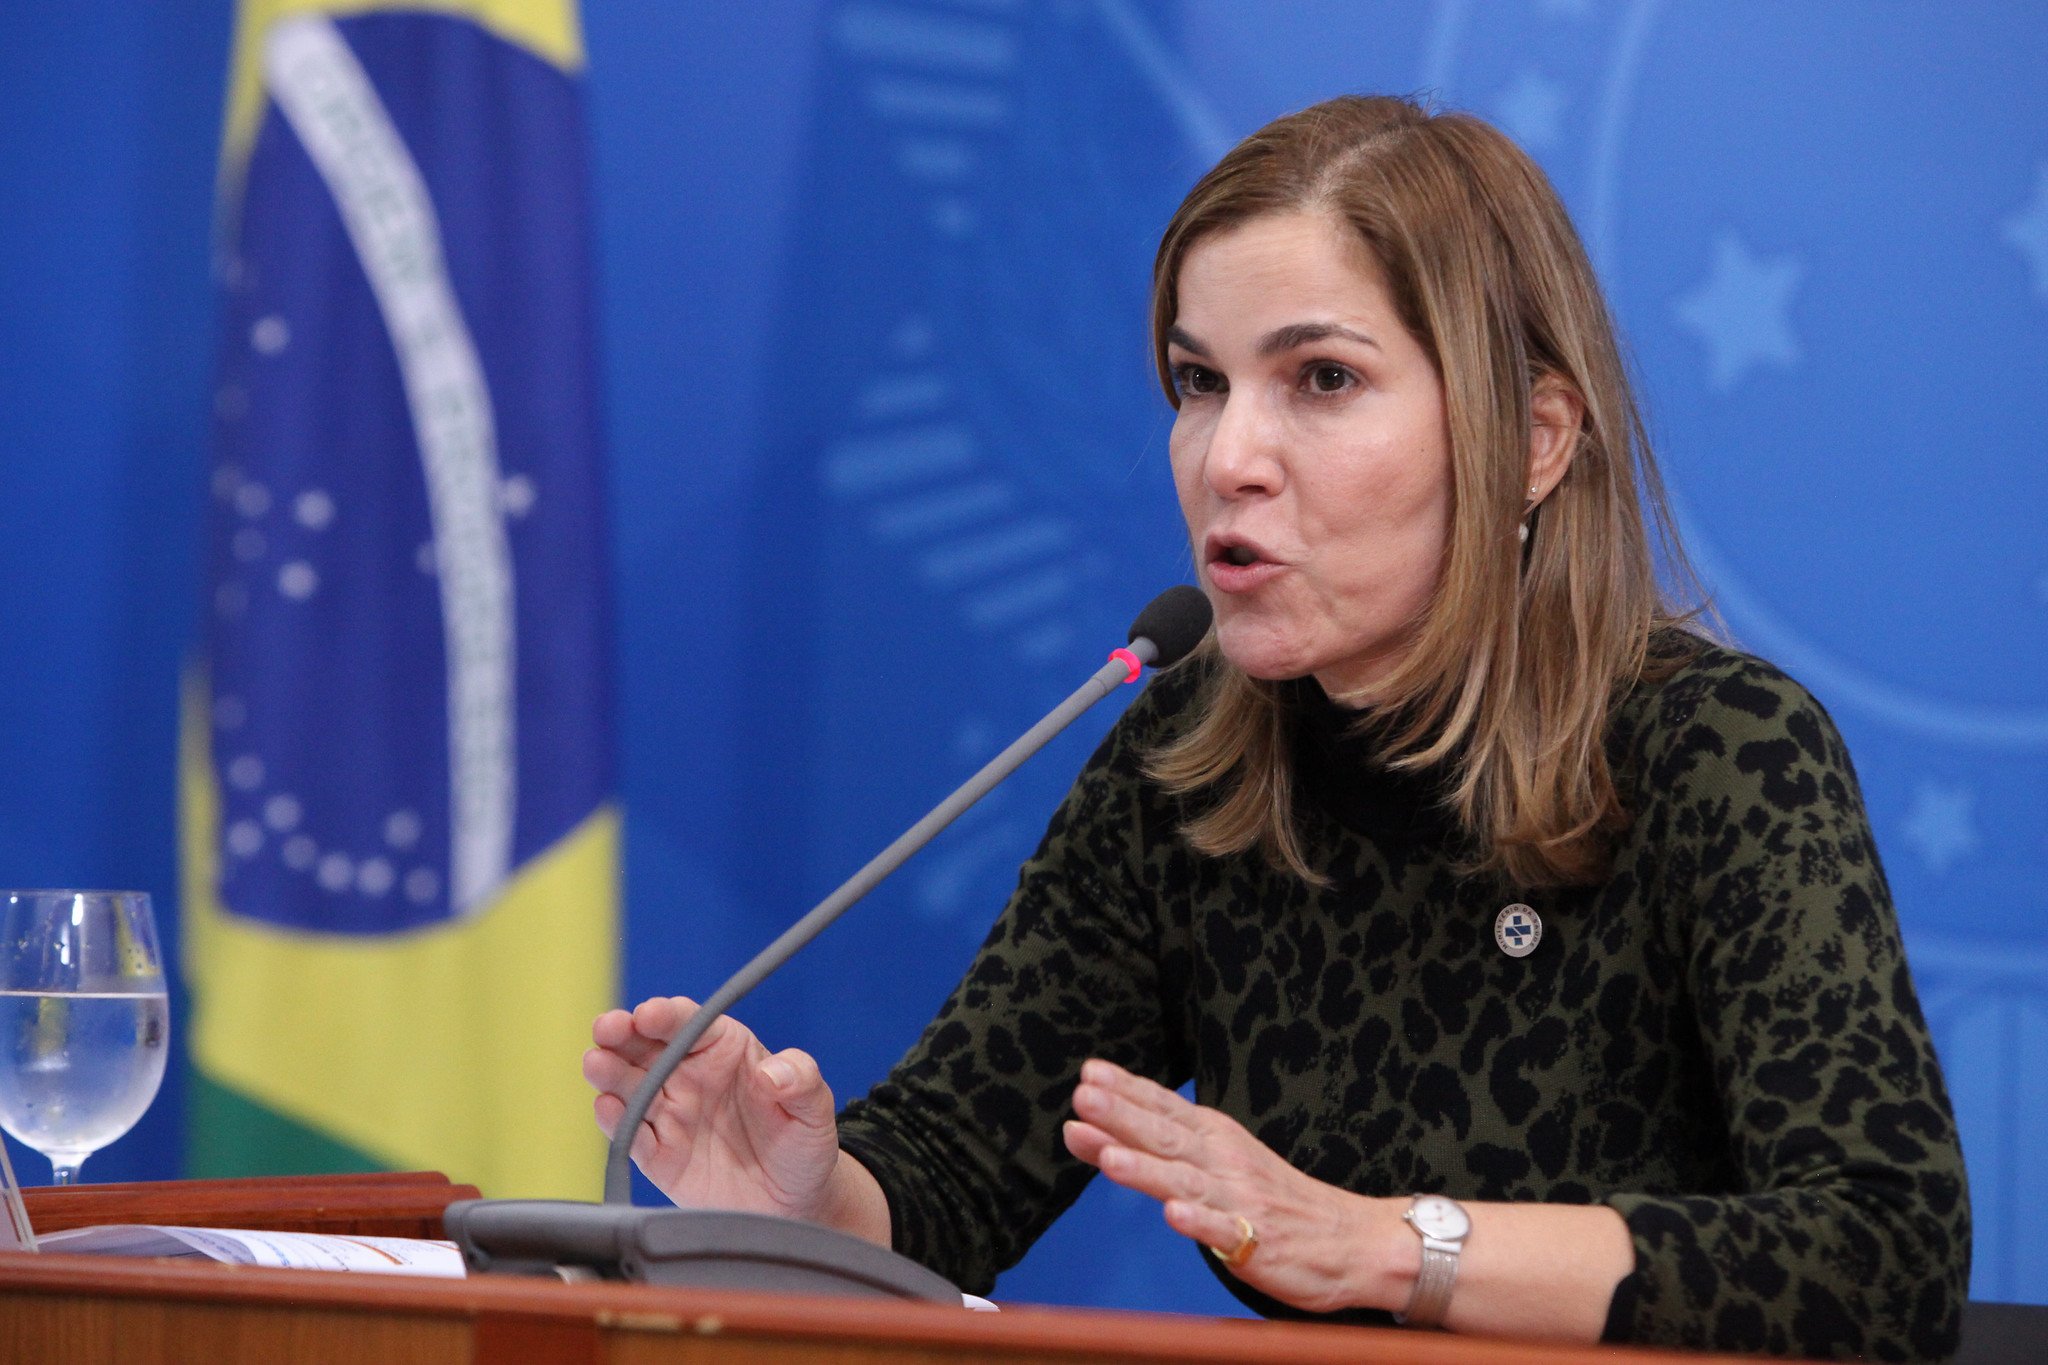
592 1008 636 1048
593 1089 665 1163
593 1090 622 1140
1079 1058 1192 1117
582 1045 645 1097
1090 1140 1211 1207
630 995 700 1042
593 1088 665 1158
1072 1079 1200 1162
1062 1118 1114 1166
592 1001 682 1068
1162 1197 1254 1264
755 1047 835 1129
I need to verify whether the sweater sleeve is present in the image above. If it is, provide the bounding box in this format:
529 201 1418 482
1600 658 1971 1361
834 676 1193 1294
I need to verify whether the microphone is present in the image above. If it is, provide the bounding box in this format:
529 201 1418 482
1124 583 1210 669
445 586 1213 1292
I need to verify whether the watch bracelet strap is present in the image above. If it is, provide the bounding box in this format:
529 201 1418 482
1393 1239 1458 1329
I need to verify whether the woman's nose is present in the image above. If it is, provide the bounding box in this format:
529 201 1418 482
1202 395 1284 498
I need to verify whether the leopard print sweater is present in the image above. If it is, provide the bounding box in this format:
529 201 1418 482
836 640 1970 1361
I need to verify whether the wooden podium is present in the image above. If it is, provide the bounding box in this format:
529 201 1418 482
0 1174 1755 1364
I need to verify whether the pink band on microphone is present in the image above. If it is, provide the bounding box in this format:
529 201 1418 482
1109 647 1143 683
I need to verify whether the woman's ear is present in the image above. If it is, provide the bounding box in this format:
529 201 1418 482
1526 376 1585 504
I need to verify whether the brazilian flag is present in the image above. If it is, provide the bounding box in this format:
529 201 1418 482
181 0 615 1198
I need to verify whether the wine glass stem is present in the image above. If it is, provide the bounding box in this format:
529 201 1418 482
50 1159 83 1186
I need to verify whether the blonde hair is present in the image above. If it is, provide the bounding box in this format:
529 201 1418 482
1147 95 1702 890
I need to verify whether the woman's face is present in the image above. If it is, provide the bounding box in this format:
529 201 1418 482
1167 211 1454 697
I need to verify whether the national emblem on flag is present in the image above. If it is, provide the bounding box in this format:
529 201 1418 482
181 0 615 1197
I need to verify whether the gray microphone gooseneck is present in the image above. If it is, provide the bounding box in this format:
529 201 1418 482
602 585 1211 1205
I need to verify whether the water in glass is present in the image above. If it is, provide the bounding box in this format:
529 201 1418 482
0 891 168 1183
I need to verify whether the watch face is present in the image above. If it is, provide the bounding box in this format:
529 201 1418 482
1409 1195 1471 1241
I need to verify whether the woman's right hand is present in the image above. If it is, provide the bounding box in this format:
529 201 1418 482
583 996 845 1222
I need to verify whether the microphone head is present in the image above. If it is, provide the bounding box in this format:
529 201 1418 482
1127 585 1213 668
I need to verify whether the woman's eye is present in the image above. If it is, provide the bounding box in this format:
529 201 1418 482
1175 364 1224 397
1307 364 1353 394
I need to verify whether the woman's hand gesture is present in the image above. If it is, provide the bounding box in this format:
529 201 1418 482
1064 1057 1387 1315
583 996 843 1221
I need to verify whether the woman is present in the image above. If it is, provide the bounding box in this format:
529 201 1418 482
586 95 1969 1359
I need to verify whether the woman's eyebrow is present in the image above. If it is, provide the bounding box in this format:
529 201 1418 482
1166 325 1209 356
1259 321 1380 356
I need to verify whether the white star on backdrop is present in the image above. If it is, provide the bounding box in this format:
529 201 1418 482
1495 70 1567 151
2000 160 2048 299
251 315 290 355
1673 234 1803 391
295 488 335 529
1902 782 1981 875
499 474 538 518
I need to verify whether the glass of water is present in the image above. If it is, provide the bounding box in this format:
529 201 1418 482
0 891 168 1184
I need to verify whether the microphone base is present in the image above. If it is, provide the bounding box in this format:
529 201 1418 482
443 1199 963 1303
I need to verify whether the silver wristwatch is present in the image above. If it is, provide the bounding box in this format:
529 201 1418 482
1393 1194 1470 1329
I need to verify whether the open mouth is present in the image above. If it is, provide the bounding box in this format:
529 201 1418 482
1205 537 1279 590
1208 535 1271 570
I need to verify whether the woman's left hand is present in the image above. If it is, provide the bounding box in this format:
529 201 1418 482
1063 1057 1394 1315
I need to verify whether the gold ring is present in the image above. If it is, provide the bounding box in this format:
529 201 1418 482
1206 1215 1259 1269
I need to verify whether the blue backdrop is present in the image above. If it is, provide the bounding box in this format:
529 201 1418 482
0 0 2042 1311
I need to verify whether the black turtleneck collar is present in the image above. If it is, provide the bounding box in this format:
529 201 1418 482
1285 678 1462 849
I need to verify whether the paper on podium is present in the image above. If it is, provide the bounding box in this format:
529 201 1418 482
36 1223 466 1276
